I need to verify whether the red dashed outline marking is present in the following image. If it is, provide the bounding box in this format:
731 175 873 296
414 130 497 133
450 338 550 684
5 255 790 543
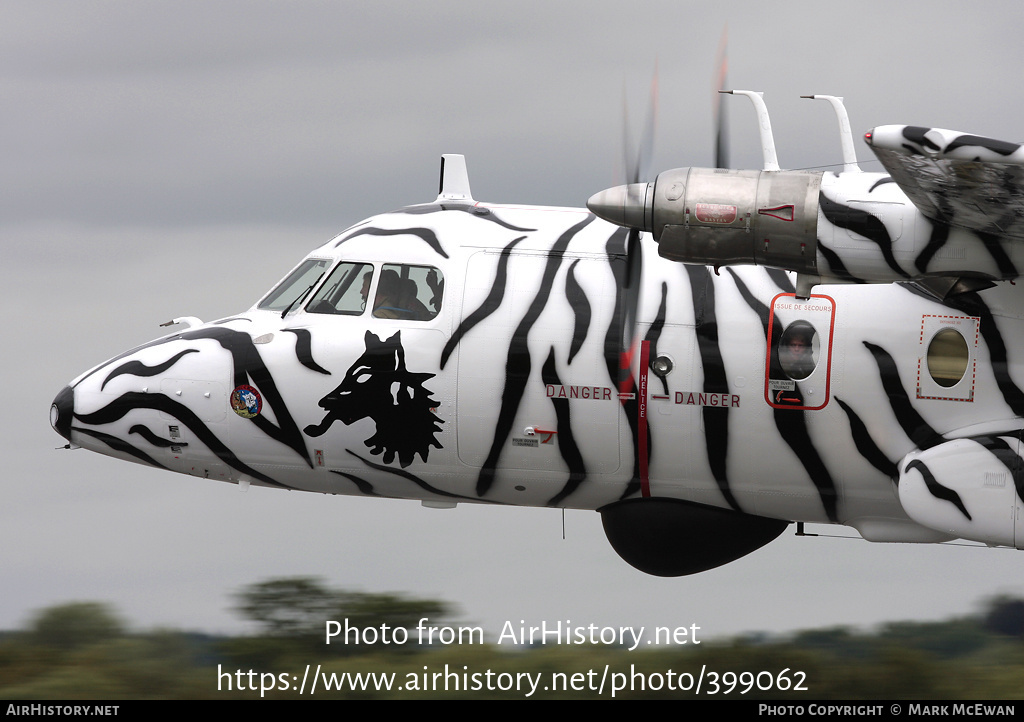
917 315 979 402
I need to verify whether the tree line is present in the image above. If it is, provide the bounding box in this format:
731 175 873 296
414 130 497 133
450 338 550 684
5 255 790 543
1 578 1022 699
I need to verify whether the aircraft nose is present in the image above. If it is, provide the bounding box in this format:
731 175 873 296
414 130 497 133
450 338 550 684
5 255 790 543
50 385 75 443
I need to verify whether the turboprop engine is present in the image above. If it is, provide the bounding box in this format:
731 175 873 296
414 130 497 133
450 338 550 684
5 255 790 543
587 167 822 274
589 92 1024 291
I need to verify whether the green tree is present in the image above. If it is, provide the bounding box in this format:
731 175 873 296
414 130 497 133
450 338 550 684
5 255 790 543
234 577 453 653
235 577 335 638
27 602 125 651
334 591 448 636
982 595 1024 638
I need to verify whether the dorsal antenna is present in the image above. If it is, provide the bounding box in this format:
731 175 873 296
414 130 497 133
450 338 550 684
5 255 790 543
436 154 474 202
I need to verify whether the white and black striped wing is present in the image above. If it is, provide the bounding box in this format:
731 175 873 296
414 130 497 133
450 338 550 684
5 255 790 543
867 125 1024 239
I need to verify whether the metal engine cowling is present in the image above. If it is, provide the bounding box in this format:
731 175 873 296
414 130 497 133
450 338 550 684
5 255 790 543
588 167 822 273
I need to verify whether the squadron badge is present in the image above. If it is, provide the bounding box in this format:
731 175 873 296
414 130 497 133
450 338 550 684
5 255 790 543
230 384 263 418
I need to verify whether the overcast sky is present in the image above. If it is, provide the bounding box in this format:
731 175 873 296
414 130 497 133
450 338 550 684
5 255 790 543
7 1 1024 650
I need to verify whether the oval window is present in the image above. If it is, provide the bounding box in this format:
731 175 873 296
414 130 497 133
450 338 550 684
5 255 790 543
779 321 819 381
927 328 969 387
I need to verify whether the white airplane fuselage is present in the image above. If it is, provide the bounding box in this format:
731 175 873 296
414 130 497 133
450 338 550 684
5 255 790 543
52 164 1024 575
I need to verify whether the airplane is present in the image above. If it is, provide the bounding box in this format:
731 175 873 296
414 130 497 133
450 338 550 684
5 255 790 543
50 91 1024 577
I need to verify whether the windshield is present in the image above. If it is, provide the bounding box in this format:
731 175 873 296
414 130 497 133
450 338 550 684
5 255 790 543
257 258 330 312
306 262 373 315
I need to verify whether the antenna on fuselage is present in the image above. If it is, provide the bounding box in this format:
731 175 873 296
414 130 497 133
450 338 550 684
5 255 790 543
436 154 474 203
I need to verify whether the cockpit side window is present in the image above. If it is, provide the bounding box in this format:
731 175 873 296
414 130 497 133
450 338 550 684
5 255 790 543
257 258 331 312
306 262 374 315
373 264 444 321
372 264 444 319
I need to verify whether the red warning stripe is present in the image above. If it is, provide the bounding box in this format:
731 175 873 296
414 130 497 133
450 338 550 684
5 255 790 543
639 340 651 497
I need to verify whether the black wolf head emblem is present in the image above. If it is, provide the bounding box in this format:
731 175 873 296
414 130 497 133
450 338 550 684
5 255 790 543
304 331 443 467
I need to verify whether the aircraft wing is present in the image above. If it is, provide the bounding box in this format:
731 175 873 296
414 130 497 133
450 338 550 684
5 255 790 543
866 125 1024 239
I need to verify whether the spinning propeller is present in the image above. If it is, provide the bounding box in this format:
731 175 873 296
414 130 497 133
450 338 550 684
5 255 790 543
594 42 731 392
620 66 659 291
590 33 730 266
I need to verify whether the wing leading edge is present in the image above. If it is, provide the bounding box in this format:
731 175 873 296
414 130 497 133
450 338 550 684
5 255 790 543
866 125 1024 239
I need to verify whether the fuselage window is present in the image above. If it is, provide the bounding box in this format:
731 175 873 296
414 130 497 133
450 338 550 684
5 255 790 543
765 292 835 411
257 258 331 312
779 321 819 380
306 262 374 315
927 327 969 388
373 264 444 320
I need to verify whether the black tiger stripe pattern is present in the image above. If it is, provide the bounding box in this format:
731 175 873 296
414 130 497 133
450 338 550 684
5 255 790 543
332 226 449 258
688 265 740 512
728 269 839 521
101 349 199 390
398 203 536 233
863 341 945 450
476 216 596 496
603 228 644 500
72 426 168 470
834 399 897 479
74 392 293 489
565 259 592 365
542 347 588 506
440 235 526 370
904 459 971 519
282 328 330 375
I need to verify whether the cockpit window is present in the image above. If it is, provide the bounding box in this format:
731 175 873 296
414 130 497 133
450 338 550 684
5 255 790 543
257 258 330 312
373 264 444 320
306 262 374 315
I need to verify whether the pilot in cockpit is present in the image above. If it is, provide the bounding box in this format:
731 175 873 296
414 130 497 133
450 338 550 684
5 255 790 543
359 271 372 308
372 269 403 319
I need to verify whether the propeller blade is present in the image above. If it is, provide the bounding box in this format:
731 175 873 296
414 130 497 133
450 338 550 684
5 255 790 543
619 226 643 395
622 65 659 185
714 24 729 169
624 227 642 290
637 62 658 184
622 84 636 184
614 66 658 394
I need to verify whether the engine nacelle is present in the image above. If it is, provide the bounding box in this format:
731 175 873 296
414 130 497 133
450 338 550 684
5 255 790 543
654 168 822 273
587 165 1021 287
588 167 822 273
599 497 790 576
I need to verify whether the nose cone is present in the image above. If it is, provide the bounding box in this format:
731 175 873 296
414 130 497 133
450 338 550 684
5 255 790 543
50 385 75 443
586 182 653 232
